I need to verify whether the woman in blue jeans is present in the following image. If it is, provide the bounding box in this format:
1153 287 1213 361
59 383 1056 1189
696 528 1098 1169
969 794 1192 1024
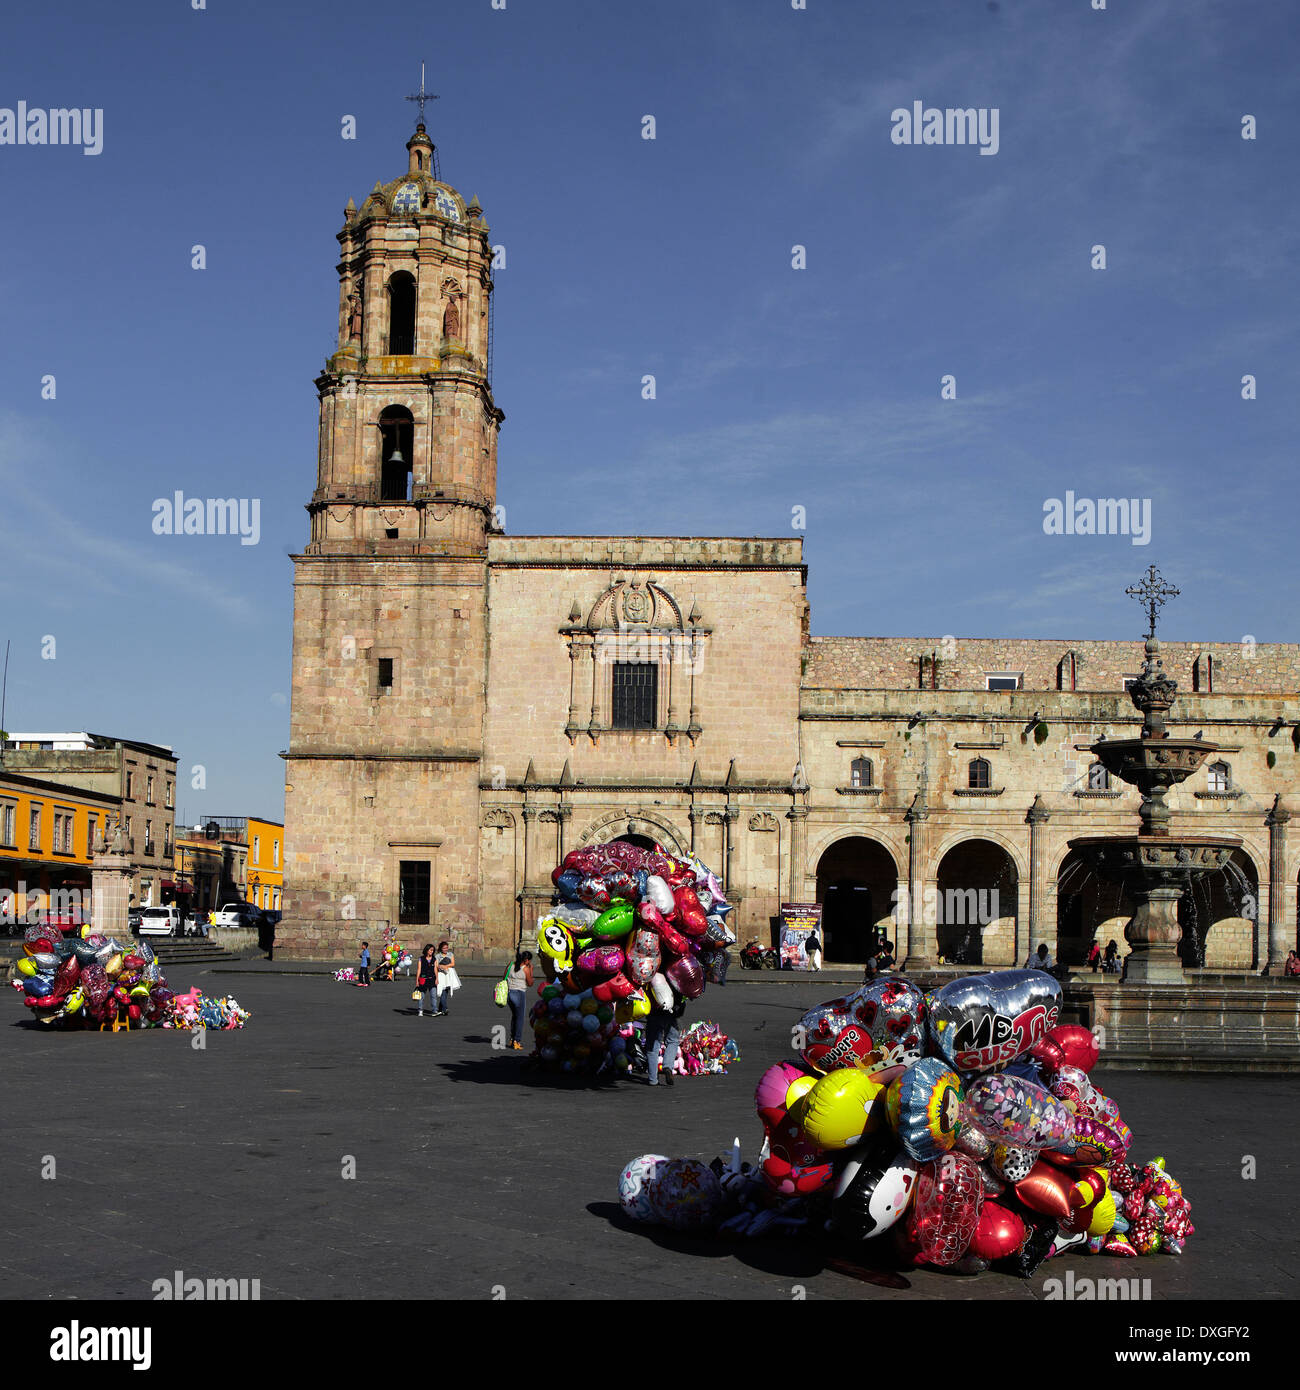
644 994 687 1086
505 950 533 1050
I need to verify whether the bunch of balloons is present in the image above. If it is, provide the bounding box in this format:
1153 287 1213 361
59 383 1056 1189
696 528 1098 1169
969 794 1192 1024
618 968 1192 1273
10 924 176 1028
168 987 251 1031
675 1020 740 1077
531 839 735 1073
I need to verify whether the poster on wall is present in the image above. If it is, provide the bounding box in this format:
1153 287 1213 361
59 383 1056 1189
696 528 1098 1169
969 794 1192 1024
779 902 823 970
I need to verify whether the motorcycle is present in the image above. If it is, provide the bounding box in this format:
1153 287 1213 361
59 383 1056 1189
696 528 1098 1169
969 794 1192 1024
740 942 779 970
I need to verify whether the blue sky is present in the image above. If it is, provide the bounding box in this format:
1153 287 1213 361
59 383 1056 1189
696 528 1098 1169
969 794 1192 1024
0 0 1295 822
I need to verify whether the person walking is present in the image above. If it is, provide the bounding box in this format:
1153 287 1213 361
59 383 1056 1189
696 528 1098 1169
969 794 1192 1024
1086 938 1102 972
806 931 823 972
644 991 687 1087
505 950 533 1050
434 939 457 1016
415 944 437 1016
357 940 371 988
1103 940 1121 974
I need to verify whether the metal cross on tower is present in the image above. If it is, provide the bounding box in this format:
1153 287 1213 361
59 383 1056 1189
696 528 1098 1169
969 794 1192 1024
1126 565 1180 640
406 62 437 128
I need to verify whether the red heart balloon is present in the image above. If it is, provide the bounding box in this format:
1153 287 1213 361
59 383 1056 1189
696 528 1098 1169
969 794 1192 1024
968 1201 1026 1260
1014 1162 1075 1222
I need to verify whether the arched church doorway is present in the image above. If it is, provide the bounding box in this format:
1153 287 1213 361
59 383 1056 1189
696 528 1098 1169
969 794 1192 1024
935 840 1018 966
815 837 898 964
610 833 657 852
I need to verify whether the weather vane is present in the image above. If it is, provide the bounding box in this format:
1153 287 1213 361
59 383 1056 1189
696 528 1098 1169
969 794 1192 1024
1125 565 1179 641
405 62 437 128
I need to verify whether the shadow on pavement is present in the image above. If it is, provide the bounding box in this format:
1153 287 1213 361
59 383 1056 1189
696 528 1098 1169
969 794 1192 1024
587 1201 914 1287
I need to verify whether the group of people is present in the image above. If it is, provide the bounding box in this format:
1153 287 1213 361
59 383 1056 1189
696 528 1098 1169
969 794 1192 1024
353 940 460 1014
1084 939 1124 975
413 942 459 1015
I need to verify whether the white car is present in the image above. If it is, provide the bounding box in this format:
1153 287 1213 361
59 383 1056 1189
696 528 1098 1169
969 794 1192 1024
138 906 182 937
212 903 259 928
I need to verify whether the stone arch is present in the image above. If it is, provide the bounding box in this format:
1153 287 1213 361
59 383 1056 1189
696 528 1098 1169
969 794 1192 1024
814 835 900 965
576 809 688 857
378 405 414 501
808 824 907 874
1179 846 1259 969
934 838 1019 967
1056 847 1133 968
930 827 1028 885
386 270 416 354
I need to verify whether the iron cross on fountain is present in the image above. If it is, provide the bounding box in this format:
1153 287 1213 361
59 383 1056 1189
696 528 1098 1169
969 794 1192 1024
1126 565 1180 641
406 62 438 127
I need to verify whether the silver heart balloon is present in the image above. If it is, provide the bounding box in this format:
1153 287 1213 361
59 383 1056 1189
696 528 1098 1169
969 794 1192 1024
927 969 1062 1075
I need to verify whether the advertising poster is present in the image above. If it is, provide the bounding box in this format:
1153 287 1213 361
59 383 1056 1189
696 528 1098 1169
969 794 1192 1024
779 902 823 970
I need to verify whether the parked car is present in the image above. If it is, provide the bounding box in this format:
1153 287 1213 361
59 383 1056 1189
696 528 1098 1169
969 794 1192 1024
212 902 260 928
138 905 182 937
127 908 144 932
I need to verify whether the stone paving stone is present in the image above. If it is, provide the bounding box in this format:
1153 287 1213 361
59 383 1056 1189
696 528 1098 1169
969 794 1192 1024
2 971 1296 1300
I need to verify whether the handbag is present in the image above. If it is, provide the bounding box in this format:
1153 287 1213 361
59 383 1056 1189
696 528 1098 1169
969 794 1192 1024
411 989 422 1002
444 967 462 993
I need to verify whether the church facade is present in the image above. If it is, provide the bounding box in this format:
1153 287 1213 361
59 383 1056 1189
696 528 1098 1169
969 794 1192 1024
279 126 1300 970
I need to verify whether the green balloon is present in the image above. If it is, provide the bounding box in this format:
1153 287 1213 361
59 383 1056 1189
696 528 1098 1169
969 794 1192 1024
591 901 634 938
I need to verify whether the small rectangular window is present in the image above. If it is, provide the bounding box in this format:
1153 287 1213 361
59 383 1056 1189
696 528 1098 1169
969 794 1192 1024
29 805 42 851
378 657 394 693
399 860 431 925
1 803 14 847
273 839 280 868
611 662 657 730
87 815 97 857
985 674 1020 691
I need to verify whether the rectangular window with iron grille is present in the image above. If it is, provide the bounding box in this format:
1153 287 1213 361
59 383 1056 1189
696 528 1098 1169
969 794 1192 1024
611 662 658 730
399 860 431 925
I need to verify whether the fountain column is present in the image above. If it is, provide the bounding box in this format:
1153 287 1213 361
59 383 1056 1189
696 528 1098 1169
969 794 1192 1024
1026 794 1050 965
904 794 933 965
1266 795 1291 971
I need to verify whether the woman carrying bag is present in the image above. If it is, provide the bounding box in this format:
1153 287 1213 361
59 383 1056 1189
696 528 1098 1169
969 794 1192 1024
414 944 437 1016
434 940 459 1016
503 950 533 1051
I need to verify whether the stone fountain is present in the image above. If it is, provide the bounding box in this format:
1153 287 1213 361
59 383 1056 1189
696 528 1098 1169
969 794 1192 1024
1067 568 1240 984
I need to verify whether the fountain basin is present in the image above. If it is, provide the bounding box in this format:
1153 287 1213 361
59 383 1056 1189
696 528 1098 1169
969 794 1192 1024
1067 834 1240 891
1089 737 1217 789
1068 834 1242 985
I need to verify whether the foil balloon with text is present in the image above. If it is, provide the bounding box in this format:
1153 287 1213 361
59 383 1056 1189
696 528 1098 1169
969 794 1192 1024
927 969 1061 1074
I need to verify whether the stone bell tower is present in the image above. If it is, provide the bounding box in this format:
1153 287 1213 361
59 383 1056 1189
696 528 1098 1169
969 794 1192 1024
280 111 502 957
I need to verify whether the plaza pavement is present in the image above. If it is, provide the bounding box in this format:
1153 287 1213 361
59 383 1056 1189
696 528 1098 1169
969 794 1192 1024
0 963 1294 1302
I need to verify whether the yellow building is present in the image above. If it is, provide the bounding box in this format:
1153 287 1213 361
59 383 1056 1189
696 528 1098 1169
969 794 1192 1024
0 771 119 927
246 817 283 913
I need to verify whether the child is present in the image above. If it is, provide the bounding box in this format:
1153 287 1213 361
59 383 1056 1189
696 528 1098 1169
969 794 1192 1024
357 940 371 987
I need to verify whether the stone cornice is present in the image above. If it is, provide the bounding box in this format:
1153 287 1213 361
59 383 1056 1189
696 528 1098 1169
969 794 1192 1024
283 750 481 762
478 779 790 794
